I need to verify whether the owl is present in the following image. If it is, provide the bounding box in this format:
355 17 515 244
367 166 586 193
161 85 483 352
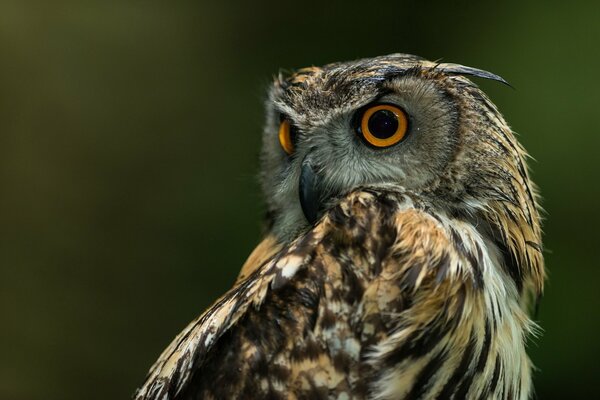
134 54 544 400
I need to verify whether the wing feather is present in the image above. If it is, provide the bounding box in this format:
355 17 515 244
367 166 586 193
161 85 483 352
134 227 326 399
134 187 533 399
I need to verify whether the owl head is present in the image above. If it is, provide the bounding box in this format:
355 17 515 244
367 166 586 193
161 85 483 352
259 53 542 293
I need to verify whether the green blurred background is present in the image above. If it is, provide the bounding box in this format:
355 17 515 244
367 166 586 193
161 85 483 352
1 1 598 399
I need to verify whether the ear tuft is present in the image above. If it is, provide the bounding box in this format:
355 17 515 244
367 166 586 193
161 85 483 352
438 63 512 88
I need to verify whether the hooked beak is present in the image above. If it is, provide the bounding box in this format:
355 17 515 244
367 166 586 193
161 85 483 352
299 156 323 225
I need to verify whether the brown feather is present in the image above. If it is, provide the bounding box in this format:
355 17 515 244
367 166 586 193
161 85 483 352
135 188 538 399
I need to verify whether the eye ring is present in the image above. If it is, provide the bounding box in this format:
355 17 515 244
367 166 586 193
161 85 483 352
359 104 408 148
278 119 295 155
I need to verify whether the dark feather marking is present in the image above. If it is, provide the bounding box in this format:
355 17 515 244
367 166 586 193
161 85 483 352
508 387 515 400
437 334 476 399
435 253 451 284
451 285 467 329
290 336 323 362
494 236 524 293
405 350 447 400
486 357 502 398
466 245 484 289
384 319 450 367
450 228 465 252
183 328 247 398
448 322 493 399
333 351 353 375
328 203 348 227
320 308 337 330
296 286 320 331
253 349 270 376
402 262 423 290
296 384 329 400
450 228 484 289
266 390 287 400
476 320 492 372
341 263 365 305
453 353 477 399
526 240 543 253
168 359 182 397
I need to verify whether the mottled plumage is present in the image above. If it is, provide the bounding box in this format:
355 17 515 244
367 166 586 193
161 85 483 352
134 54 544 400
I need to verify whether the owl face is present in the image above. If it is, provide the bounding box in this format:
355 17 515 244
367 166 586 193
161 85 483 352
260 54 534 242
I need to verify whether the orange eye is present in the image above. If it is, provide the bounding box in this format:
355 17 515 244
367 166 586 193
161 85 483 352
278 119 295 155
359 104 408 148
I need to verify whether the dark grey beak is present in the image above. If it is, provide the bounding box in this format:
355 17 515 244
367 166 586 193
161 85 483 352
299 157 322 225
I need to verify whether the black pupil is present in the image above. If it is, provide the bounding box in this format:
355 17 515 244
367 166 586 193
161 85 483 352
367 109 398 139
289 125 298 145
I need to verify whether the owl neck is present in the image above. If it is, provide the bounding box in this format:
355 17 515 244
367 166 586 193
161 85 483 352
444 194 545 309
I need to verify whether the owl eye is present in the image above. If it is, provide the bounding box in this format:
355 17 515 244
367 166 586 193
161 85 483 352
278 119 296 155
358 104 408 148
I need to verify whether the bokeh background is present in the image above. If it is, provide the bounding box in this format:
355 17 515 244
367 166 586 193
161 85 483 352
1 1 598 399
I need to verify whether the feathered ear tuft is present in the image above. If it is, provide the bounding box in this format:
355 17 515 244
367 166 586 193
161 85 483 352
438 63 512 88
